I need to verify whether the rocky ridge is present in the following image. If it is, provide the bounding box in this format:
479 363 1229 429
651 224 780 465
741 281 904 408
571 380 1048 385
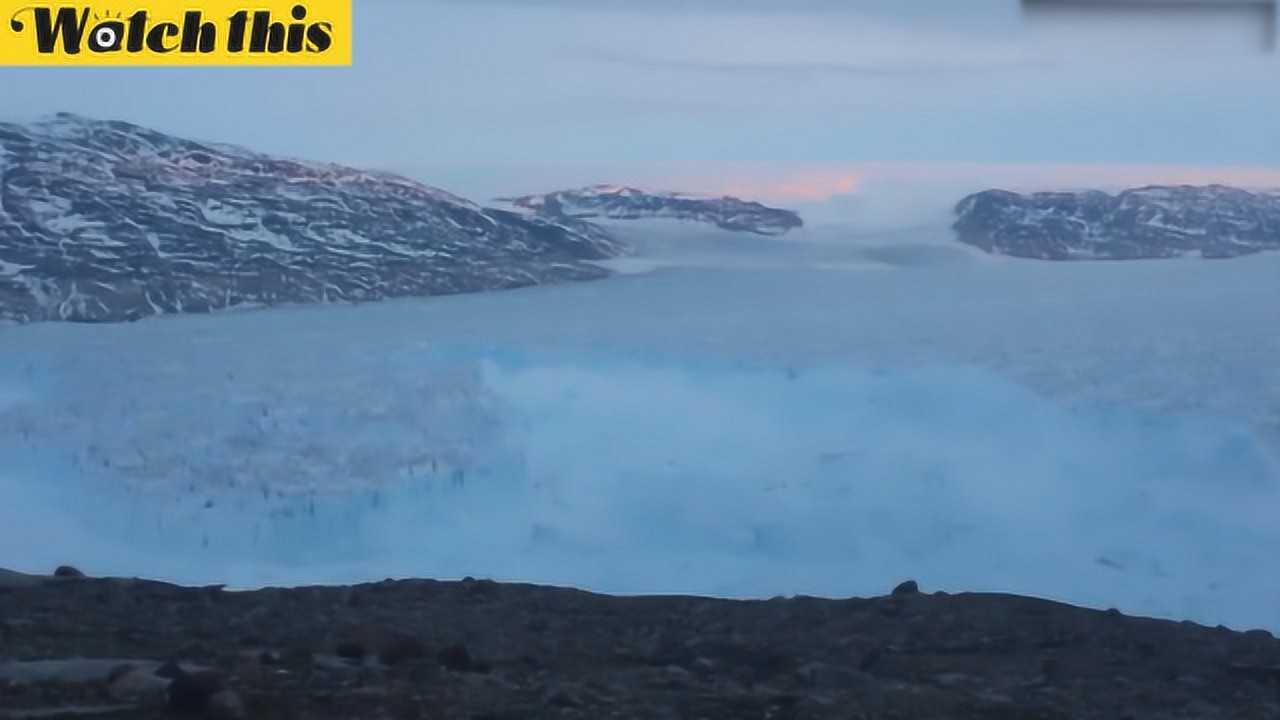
3 567 1279 719
502 185 804 236
0 114 625 325
954 185 1280 260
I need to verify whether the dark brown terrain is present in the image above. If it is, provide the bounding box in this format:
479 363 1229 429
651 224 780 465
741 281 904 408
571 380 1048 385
3 568 1280 719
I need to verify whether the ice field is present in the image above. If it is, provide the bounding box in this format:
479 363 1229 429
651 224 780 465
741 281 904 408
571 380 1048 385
2 227 1279 633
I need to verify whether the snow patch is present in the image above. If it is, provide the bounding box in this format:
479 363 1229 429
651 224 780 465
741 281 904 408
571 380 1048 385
201 200 257 226
0 260 34 277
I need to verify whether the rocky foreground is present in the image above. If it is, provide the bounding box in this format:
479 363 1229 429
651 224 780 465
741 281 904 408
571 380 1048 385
3 569 1280 719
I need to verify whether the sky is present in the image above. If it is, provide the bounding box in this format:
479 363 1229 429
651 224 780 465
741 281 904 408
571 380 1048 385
3 0 1279 205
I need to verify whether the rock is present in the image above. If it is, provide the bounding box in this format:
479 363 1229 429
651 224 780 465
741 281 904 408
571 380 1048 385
153 660 184 679
282 646 314 669
768 694 803 711
167 670 225 713
933 672 972 687
378 636 427 666
1041 657 1061 682
501 185 804 236
438 643 472 672
334 641 367 662
794 661 823 687
743 650 794 683
542 684 582 708
313 654 366 672
953 185 1280 260
878 598 904 617
0 569 44 588
53 566 85 578
0 658 177 685
207 690 246 720
0 704 141 718
5 571 1280 719
795 661 862 689
106 665 169 706
437 643 488 674
858 647 884 672
892 580 920 596
690 656 716 677
1226 664 1280 684
462 577 499 600
0 114 624 326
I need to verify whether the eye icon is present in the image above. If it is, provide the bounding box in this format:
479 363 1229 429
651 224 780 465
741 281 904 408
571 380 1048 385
91 24 120 50
88 12 124 52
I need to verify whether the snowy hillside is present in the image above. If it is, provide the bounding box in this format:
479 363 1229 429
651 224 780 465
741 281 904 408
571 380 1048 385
502 185 804 236
954 185 1280 259
0 114 626 324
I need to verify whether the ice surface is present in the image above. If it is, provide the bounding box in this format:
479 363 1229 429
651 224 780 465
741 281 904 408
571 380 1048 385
0 260 34 277
2 235 1279 633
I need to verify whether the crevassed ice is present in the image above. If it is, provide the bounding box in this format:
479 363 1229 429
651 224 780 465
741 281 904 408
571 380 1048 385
0 243 1278 633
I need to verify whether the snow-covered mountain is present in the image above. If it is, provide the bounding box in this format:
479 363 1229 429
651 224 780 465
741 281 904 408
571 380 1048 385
501 185 804 236
0 114 627 324
954 185 1280 260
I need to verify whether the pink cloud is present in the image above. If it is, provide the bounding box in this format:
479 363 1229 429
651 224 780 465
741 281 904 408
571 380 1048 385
655 162 1280 203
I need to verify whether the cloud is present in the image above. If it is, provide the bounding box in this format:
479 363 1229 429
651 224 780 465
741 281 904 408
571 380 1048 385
555 5 1040 79
537 161 1280 204
578 48 1048 78
2 0 1277 195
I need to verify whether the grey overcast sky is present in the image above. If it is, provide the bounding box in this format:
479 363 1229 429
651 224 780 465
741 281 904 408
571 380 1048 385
2 0 1278 202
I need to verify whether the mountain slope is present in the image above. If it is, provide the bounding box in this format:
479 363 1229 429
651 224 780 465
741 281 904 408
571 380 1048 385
954 185 1280 260
0 114 625 324
502 185 804 236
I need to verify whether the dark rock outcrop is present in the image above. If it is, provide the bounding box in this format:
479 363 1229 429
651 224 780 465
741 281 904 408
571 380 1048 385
954 185 1280 260
502 185 804 236
891 579 919 596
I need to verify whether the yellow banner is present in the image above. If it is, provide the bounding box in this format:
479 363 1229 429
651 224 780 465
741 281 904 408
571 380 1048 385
0 0 351 65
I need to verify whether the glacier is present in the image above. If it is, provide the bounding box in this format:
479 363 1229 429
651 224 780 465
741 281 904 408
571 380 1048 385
1 227 1279 633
